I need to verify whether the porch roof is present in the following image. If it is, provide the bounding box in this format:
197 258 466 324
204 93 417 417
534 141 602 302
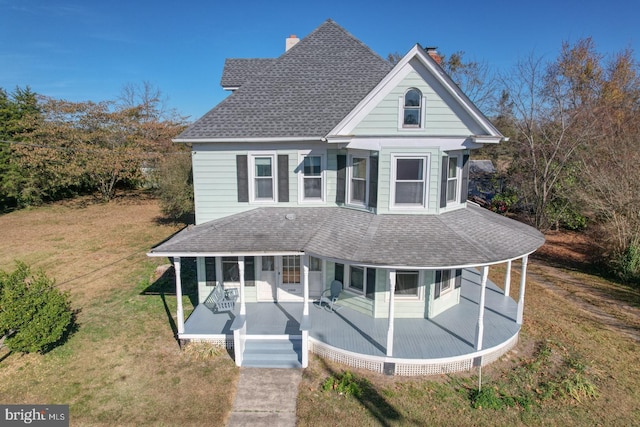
149 204 544 269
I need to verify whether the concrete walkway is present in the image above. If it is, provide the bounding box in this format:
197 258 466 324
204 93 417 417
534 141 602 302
226 368 302 427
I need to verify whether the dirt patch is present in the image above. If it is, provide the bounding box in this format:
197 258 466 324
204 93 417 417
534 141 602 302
529 230 640 343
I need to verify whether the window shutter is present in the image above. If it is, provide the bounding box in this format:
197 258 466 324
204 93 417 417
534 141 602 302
336 154 346 204
454 269 462 289
334 263 344 283
366 268 376 300
434 270 442 299
440 156 448 208
236 155 249 202
277 154 289 202
460 154 470 203
368 154 378 209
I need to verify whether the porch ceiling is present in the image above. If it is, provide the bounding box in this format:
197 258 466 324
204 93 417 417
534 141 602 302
149 204 544 268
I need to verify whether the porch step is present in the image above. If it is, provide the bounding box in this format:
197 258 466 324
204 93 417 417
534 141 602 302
242 338 302 369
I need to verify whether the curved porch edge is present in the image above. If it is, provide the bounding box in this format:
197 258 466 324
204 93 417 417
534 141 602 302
308 331 519 376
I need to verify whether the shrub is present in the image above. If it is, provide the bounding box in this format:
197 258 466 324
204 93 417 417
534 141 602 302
611 244 640 285
0 262 75 353
322 370 364 397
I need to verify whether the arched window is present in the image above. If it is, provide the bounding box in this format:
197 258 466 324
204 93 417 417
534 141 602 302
403 88 422 127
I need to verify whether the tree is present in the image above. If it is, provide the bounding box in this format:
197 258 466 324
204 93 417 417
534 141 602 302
0 262 74 353
154 150 194 220
498 45 598 230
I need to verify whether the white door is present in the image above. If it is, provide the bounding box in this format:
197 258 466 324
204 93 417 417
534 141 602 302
257 256 277 301
277 255 303 301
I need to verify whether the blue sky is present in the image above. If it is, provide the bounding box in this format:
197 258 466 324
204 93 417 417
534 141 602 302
1 0 637 121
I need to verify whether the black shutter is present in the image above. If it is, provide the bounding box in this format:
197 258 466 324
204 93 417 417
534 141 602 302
454 269 462 289
336 154 346 204
236 155 249 202
460 154 470 203
440 155 448 208
277 154 289 202
366 268 376 300
334 263 344 283
368 154 378 209
434 270 442 299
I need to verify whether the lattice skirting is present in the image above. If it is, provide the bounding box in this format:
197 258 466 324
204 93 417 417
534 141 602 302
308 332 519 376
179 334 233 349
179 332 519 376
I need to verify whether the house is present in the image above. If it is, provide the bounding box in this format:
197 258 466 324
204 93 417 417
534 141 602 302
148 20 544 375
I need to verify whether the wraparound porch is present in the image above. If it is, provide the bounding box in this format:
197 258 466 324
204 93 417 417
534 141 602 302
179 268 522 375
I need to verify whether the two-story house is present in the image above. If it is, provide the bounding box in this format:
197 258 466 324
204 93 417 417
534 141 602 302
149 20 544 375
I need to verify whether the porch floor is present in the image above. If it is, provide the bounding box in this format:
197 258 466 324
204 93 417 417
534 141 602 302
182 269 520 359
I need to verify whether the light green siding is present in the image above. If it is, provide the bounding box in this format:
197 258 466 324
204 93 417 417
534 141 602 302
192 142 334 224
352 66 476 136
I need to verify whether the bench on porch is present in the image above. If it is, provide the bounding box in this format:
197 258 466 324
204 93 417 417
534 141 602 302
204 284 239 313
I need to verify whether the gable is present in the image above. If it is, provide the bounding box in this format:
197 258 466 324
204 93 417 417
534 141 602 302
328 46 502 141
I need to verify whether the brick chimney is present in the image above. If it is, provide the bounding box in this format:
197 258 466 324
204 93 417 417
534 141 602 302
286 34 300 51
425 47 442 65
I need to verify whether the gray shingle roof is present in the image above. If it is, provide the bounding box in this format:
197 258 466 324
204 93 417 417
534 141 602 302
220 58 276 89
150 204 545 268
177 20 393 140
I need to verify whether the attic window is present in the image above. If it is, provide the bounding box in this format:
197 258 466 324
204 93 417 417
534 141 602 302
403 88 423 127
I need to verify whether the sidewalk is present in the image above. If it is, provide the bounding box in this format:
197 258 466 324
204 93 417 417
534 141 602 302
226 368 302 427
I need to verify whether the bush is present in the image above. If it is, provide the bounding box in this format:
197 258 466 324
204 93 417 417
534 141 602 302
0 262 75 353
611 244 640 285
153 151 194 220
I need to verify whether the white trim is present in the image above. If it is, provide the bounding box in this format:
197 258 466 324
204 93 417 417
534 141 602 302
328 45 503 138
346 150 370 208
389 154 431 210
297 150 327 204
445 152 464 207
391 269 424 301
173 136 324 144
397 89 427 131
337 136 482 152
248 152 278 203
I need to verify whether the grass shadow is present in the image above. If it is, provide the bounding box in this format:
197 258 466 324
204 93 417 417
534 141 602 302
141 259 199 342
318 357 402 426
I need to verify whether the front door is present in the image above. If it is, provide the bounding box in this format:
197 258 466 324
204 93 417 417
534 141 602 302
278 255 303 301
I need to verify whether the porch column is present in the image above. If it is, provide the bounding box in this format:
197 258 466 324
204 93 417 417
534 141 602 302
386 269 396 357
504 259 512 297
238 256 246 316
302 255 310 316
475 266 489 351
517 255 529 324
174 257 185 335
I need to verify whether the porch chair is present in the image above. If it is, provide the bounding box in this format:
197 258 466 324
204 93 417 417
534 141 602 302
316 280 344 312
204 283 238 313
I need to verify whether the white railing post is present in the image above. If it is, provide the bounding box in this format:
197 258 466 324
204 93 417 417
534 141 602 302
504 259 512 297
238 256 246 316
174 257 185 335
303 255 310 316
386 270 396 357
517 255 529 324
475 266 488 351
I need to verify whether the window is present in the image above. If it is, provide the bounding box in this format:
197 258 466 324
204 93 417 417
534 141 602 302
393 156 428 206
262 256 275 271
403 88 423 127
395 270 419 296
303 156 322 198
254 156 274 200
282 255 300 284
348 266 375 300
222 257 255 283
205 257 217 286
348 155 368 206
309 256 322 271
434 269 462 299
447 156 459 203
